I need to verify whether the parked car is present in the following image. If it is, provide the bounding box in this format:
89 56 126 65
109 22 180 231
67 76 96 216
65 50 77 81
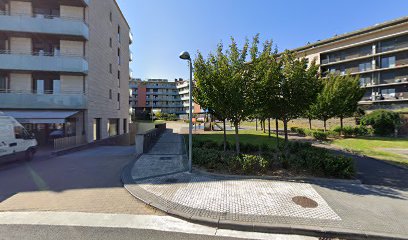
0 114 38 163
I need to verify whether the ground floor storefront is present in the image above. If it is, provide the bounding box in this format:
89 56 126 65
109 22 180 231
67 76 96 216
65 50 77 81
1 110 85 146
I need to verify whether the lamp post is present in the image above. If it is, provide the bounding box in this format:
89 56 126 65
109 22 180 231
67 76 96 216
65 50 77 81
179 51 193 173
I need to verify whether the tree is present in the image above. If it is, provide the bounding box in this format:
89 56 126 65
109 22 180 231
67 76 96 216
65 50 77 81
194 45 230 151
332 74 366 132
194 36 263 154
311 75 337 132
253 40 281 143
275 51 320 142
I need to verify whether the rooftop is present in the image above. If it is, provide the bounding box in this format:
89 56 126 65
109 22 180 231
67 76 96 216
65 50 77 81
293 15 408 52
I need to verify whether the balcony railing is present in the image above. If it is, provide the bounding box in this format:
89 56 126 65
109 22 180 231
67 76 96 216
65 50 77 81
0 50 88 74
0 90 87 109
0 11 89 39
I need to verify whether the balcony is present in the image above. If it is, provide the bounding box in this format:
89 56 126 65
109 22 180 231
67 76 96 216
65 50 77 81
0 11 89 40
129 32 133 44
0 50 88 74
0 90 87 110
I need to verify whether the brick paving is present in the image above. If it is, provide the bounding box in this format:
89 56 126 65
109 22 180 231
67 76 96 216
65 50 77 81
124 128 408 239
0 146 163 215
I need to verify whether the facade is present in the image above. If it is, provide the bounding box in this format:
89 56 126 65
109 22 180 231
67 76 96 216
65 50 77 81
0 0 132 145
294 16 408 111
129 78 203 117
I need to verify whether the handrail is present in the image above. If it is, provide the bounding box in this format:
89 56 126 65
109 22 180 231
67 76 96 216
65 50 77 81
0 10 87 25
0 49 85 58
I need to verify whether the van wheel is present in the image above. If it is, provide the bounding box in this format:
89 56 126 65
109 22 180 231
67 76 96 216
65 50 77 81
25 149 34 162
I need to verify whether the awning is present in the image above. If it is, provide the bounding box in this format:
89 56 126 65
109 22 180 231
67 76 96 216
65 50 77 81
2 111 79 124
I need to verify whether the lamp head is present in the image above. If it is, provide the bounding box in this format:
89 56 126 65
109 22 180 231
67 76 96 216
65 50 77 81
179 51 191 61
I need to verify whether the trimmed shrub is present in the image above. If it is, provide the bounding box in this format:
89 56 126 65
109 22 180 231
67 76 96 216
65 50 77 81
291 127 306 136
354 125 371 136
322 155 355 178
361 110 401 136
238 154 269 174
342 126 355 137
312 131 328 141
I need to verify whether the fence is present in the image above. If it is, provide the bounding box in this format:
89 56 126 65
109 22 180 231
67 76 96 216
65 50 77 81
53 135 86 151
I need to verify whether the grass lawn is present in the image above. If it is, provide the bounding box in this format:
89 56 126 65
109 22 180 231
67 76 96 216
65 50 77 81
332 137 408 166
192 129 283 147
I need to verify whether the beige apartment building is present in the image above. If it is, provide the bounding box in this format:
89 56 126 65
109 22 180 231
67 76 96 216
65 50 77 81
129 78 203 119
295 16 408 111
0 0 132 145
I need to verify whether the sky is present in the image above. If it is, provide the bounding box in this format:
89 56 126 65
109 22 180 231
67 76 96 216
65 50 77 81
116 0 408 81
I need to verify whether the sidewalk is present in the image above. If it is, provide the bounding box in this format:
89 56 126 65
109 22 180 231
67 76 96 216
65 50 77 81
123 129 408 240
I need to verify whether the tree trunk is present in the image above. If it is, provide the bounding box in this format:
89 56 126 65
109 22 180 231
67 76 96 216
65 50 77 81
268 118 271 138
275 118 279 148
309 118 312 130
340 116 344 136
324 119 327 132
263 120 266 133
223 119 227 151
234 122 240 154
283 118 289 143
255 118 258 131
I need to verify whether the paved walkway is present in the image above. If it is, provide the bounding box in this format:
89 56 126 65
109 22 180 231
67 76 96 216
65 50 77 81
123 129 408 239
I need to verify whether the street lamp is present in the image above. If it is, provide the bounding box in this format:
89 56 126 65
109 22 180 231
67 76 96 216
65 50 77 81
179 51 193 173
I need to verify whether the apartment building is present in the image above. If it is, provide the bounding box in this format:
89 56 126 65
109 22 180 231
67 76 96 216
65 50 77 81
129 78 203 117
0 0 131 145
294 16 408 111
175 79 202 116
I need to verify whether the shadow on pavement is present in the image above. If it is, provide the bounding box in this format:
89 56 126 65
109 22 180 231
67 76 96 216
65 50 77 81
0 146 135 203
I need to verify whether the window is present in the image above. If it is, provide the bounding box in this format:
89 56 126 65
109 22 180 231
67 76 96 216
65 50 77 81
109 89 112 99
359 62 372 72
123 119 127 133
14 126 24 139
108 119 119 136
381 56 396 68
109 11 112 23
118 70 121 87
109 63 112 74
117 48 121 65
109 38 112 48
117 25 121 42
381 88 396 98
117 93 121 110
360 77 371 86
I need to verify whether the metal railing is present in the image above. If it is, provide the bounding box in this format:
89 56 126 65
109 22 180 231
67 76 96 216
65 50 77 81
0 10 87 24
0 49 85 59
0 89 86 95
54 135 86 151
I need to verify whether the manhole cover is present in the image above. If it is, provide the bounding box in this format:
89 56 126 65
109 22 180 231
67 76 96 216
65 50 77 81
159 157 173 160
292 196 318 208
164 178 178 183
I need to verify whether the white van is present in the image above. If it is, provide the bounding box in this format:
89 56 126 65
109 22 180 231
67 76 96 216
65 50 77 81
0 115 38 163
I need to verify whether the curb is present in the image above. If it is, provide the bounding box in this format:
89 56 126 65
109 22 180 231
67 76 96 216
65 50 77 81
121 161 407 240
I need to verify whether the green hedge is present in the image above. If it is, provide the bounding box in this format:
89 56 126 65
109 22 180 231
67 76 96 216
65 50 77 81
361 110 401 136
192 140 355 178
155 112 178 121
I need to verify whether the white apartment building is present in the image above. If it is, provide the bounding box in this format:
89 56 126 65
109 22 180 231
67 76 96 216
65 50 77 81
0 0 132 145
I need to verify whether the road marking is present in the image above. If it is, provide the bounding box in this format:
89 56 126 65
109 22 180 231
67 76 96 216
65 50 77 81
25 164 49 191
0 212 316 240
